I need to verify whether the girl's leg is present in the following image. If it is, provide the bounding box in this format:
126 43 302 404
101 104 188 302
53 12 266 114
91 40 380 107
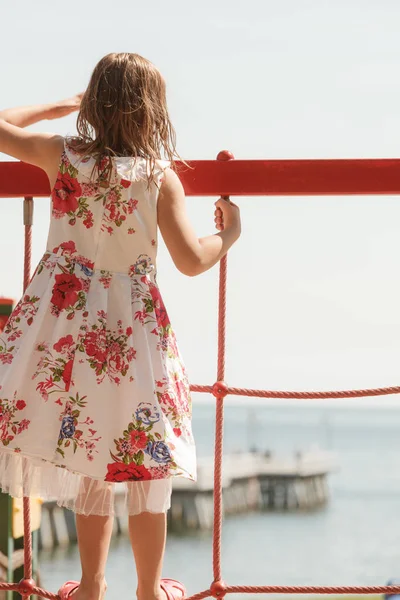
127 480 179 600
70 478 114 600
129 511 168 600
74 514 113 600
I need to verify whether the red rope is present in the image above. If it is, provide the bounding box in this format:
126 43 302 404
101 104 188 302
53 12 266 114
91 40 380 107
191 383 400 399
23 197 33 291
0 581 59 599
212 393 225 584
0 583 19 592
185 589 214 600
23 498 33 581
217 255 227 383
226 585 400 594
185 585 400 600
212 169 230 582
19 198 41 599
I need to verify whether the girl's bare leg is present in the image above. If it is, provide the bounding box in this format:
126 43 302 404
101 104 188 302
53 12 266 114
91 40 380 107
71 479 114 600
129 511 179 600
73 514 113 600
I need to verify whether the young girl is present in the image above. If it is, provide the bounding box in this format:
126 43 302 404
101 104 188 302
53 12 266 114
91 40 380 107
0 53 241 600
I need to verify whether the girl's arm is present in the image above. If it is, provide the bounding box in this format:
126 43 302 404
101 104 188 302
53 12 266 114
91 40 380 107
0 95 81 128
158 168 241 277
0 95 82 173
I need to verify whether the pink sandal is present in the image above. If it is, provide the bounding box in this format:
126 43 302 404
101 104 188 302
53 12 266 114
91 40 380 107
58 581 80 599
161 579 187 600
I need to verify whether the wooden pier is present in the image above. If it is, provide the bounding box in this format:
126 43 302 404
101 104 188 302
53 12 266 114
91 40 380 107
38 450 337 548
168 449 336 531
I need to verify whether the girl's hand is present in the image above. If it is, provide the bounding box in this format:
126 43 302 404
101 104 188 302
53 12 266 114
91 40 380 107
46 93 84 120
214 197 241 235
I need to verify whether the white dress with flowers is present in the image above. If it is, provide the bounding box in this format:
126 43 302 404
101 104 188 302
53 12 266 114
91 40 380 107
0 142 196 516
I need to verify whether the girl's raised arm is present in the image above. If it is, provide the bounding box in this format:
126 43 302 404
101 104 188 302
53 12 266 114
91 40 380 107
0 95 82 183
158 167 241 277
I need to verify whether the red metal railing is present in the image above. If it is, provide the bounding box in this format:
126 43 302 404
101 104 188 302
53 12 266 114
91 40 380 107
1 153 400 599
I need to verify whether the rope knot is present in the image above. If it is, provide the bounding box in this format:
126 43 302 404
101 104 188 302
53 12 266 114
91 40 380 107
210 580 227 598
18 578 36 595
212 381 228 399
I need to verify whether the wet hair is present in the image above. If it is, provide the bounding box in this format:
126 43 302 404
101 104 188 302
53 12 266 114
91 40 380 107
67 52 181 183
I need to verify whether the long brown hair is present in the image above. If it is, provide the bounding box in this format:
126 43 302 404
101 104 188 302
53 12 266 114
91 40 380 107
68 53 181 183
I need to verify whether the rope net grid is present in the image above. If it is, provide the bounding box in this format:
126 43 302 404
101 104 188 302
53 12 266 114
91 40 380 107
1 160 400 598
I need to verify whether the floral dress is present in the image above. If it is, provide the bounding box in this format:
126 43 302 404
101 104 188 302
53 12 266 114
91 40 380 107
0 142 196 516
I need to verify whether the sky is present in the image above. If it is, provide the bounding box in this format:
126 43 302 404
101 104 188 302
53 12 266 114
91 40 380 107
1 0 400 406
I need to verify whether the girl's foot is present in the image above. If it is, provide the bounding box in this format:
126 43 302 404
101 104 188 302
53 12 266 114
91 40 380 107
137 579 186 600
160 579 186 600
59 580 107 600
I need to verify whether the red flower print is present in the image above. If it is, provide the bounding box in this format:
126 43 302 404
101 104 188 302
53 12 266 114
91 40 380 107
173 428 182 437
62 360 73 389
105 462 151 482
149 285 170 329
84 331 107 365
160 392 175 407
0 353 13 365
108 190 119 204
51 273 83 310
149 465 170 479
127 199 138 213
120 179 131 188
129 430 148 451
53 335 74 353
126 327 133 336
18 419 30 433
83 211 94 229
52 241 77 255
134 311 145 323
98 156 110 172
75 255 95 270
157 307 170 329
175 380 189 411
81 183 97 197
52 172 82 215
0 395 30 445
127 348 136 361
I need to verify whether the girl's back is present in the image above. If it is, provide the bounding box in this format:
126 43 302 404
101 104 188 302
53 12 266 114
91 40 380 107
50 143 167 275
